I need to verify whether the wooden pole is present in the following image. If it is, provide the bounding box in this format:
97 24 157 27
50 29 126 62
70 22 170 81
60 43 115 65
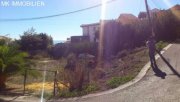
145 0 155 37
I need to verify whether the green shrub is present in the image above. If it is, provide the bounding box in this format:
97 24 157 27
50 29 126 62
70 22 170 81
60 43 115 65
107 76 134 88
51 42 97 59
59 90 81 98
58 83 99 98
0 39 6 46
156 41 168 51
35 91 52 99
84 83 99 93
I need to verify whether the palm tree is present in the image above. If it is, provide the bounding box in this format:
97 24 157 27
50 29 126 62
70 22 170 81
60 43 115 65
0 45 29 89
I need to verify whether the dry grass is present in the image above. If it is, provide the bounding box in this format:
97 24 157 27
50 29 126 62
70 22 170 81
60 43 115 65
93 47 149 90
26 82 69 92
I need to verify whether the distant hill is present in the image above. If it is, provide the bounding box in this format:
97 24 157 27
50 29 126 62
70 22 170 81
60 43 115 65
117 13 138 25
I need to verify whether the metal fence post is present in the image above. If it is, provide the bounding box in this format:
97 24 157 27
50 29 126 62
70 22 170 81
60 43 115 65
54 71 57 96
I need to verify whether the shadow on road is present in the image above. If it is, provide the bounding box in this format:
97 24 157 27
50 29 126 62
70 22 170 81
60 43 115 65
0 88 23 96
0 96 19 102
151 63 167 79
157 51 180 78
0 88 23 102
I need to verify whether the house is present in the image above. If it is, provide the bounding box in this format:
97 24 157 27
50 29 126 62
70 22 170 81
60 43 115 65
0 36 8 40
138 8 160 19
80 20 118 43
170 4 180 10
117 13 138 25
70 36 89 43
80 13 139 43
80 23 100 42
0 36 11 45
65 38 71 43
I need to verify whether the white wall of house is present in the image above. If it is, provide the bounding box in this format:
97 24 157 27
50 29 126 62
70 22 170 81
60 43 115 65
81 23 99 42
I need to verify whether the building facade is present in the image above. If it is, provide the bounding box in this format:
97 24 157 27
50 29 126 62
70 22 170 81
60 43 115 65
70 36 89 43
80 23 99 42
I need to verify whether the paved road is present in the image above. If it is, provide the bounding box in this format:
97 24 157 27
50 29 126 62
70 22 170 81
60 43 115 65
54 44 180 102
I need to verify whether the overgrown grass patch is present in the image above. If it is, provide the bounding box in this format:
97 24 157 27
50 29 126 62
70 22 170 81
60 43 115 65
156 41 168 51
106 76 134 88
34 91 53 99
58 83 99 98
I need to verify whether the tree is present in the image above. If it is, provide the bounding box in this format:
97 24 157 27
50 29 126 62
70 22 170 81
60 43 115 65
0 39 6 46
152 10 180 41
138 12 147 19
19 28 53 55
0 45 29 89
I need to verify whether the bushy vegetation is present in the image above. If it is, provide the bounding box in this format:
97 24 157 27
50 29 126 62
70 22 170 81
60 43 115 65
58 83 99 98
51 42 97 59
0 44 30 89
101 8 180 59
156 41 168 51
17 28 53 58
63 53 95 92
0 39 6 46
107 76 134 88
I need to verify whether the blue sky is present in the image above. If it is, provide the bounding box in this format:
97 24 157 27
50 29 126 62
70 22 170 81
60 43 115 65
0 0 179 40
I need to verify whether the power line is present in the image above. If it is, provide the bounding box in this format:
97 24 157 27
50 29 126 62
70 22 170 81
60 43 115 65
0 0 117 22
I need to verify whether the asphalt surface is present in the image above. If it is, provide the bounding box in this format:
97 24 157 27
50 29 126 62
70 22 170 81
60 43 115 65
53 44 180 102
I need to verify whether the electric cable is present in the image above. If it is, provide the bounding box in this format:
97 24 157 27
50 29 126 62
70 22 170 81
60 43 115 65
0 0 117 22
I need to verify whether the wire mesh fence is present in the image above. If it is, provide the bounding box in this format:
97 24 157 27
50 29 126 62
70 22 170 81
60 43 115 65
5 60 65 99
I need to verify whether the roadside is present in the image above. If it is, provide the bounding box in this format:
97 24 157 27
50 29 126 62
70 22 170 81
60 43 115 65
50 44 180 102
0 42 172 102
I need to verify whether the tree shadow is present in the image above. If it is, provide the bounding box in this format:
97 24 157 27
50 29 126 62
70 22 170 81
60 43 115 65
0 99 7 102
0 88 23 96
157 51 180 78
0 96 20 102
0 88 24 102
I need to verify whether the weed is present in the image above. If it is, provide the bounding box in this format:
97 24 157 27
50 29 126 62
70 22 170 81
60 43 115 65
156 41 168 51
107 76 134 88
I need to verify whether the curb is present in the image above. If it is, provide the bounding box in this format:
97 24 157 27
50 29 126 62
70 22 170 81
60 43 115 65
51 44 173 102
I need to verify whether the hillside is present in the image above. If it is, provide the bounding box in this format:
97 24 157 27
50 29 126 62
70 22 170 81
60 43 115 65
170 4 180 19
170 4 180 10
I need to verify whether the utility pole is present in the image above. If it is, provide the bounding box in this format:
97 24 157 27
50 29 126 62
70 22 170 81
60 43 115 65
145 0 155 37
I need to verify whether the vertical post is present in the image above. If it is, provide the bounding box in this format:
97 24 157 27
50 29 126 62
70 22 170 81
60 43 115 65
53 71 57 96
23 68 27 95
145 0 155 37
